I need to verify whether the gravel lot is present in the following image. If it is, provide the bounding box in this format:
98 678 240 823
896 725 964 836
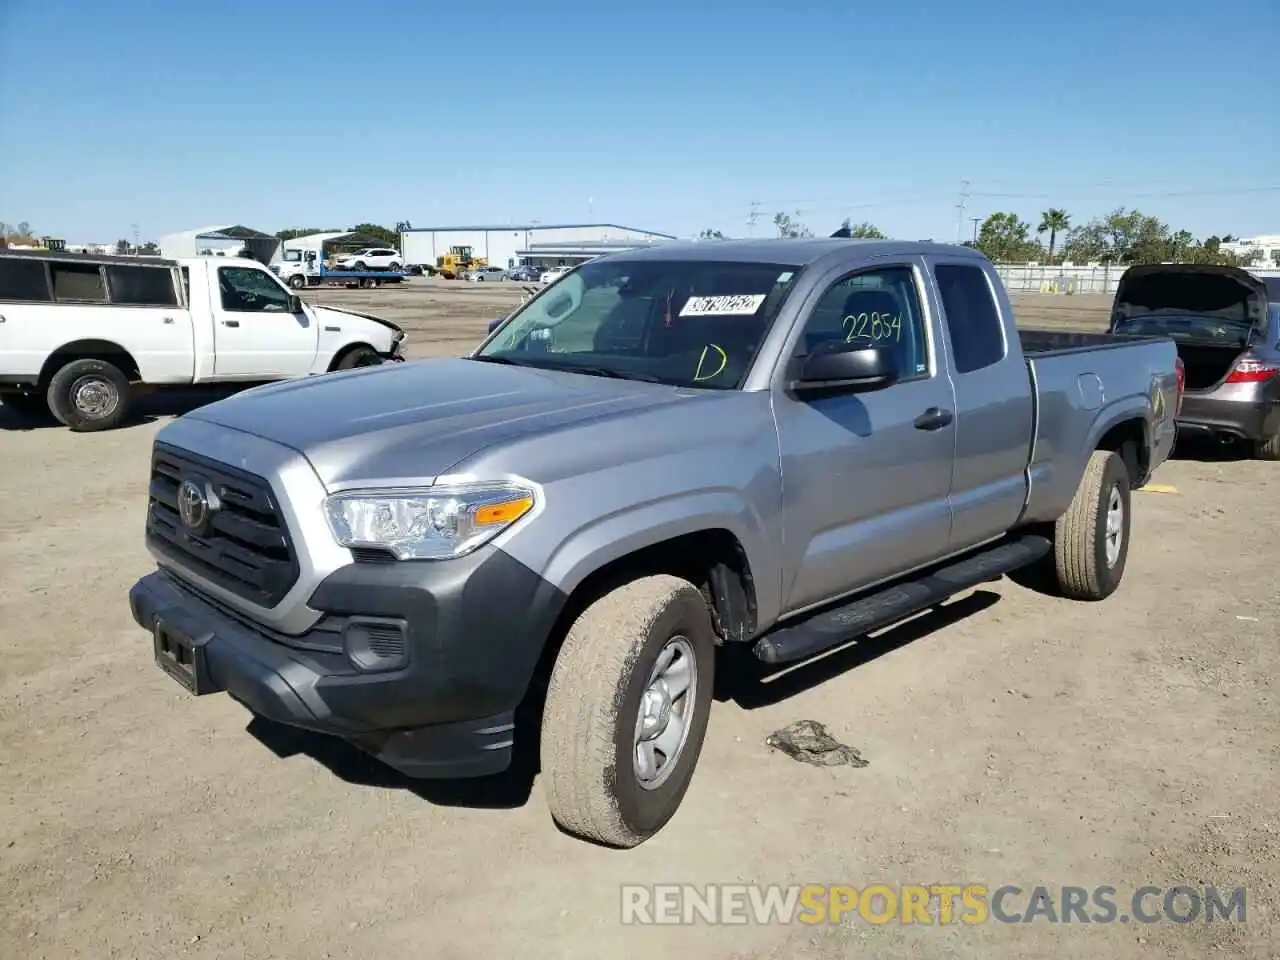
2 283 1276 959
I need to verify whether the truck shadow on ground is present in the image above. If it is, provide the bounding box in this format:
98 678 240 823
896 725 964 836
1169 433 1255 463
0 385 259 432
243 587 1002 811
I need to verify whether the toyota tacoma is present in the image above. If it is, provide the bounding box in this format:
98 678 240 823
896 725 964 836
129 239 1181 848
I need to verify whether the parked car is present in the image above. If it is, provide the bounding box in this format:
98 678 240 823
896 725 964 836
332 248 402 271
129 239 1179 848
0 250 405 430
540 265 572 284
464 266 508 283
1108 265 1280 459
506 265 543 283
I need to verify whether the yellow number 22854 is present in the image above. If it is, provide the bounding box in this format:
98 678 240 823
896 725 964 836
843 312 902 343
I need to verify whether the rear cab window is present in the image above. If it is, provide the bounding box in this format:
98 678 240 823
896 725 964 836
50 262 108 302
105 265 179 307
933 263 1006 374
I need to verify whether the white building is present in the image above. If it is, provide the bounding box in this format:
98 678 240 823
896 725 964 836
1221 234 1280 266
399 223 676 272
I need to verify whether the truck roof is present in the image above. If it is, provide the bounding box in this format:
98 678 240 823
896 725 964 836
0 248 175 267
609 238 991 265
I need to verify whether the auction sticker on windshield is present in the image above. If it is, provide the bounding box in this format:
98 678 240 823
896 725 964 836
680 294 767 317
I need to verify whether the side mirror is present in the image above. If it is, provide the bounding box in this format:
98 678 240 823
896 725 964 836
789 342 898 396
287 294 303 313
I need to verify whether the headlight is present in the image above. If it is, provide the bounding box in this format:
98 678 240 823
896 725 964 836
324 482 535 560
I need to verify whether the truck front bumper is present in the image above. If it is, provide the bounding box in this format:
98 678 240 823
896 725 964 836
129 545 567 779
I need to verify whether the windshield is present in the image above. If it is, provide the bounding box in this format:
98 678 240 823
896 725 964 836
475 257 802 389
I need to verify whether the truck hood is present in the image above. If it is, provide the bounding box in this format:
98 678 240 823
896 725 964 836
1112 264 1269 332
183 358 691 489
309 304 404 337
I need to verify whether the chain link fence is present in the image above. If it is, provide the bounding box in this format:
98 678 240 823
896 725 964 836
993 263 1280 296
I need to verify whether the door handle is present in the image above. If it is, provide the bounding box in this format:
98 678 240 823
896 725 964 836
223 320 240 327
914 407 954 431
162 316 174 324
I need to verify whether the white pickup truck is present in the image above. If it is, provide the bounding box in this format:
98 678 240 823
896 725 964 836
0 250 406 431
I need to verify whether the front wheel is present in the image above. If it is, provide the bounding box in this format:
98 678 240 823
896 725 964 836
540 575 716 848
47 358 132 432
288 274 306 289
334 345 383 370
1051 449 1131 600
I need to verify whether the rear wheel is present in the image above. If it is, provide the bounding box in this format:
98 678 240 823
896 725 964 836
540 575 716 848
1051 450 1130 600
1254 434 1280 461
46 358 132 432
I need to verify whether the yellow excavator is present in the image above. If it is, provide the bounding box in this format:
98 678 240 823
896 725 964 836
435 244 488 279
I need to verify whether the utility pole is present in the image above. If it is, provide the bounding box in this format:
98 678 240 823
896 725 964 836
954 180 970 243
131 222 140 254
747 201 761 237
970 217 981 245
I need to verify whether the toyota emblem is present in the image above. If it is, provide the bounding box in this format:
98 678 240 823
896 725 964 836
176 477 218 534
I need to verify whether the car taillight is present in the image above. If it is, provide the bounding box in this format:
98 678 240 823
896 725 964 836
1174 357 1185 414
1224 358 1280 384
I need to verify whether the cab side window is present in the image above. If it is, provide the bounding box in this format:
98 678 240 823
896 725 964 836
799 265 929 380
218 266 291 312
934 264 1005 374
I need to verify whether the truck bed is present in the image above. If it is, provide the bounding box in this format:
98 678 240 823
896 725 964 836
1018 327 1160 356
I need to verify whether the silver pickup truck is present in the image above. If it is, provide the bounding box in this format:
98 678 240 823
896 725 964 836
129 239 1181 848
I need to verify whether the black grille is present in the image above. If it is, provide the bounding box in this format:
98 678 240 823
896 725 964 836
147 443 300 607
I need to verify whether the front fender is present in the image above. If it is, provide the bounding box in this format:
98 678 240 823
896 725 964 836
531 488 780 624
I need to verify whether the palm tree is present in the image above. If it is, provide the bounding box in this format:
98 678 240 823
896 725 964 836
1037 209 1071 263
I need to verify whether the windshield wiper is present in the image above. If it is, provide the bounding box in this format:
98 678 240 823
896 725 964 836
468 355 538 367
543 364 666 383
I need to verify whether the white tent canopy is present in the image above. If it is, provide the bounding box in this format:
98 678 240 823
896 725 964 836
159 224 279 264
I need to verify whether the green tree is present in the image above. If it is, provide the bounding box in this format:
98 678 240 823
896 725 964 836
115 239 130 255
275 227 340 242
977 212 1039 263
1036 209 1070 263
349 223 400 247
773 212 813 239
137 241 160 255
841 218 887 239
699 228 726 239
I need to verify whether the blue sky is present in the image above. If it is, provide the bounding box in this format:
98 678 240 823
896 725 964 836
1 0 1277 244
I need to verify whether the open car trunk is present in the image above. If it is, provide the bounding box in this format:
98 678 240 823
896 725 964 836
1110 264 1269 391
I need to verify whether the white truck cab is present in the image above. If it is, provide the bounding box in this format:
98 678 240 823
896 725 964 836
0 250 406 431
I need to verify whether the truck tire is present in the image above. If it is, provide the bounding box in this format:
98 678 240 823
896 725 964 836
1254 434 1280 461
46 358 132 432
288 275 306 289
333 345 382 370
1052 449 1130 601
540 574 716 848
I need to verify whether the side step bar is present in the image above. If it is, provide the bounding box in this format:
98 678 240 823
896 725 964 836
753 534 1052 666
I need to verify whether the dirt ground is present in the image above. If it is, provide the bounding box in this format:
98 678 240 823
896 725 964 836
2 282 1277 959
